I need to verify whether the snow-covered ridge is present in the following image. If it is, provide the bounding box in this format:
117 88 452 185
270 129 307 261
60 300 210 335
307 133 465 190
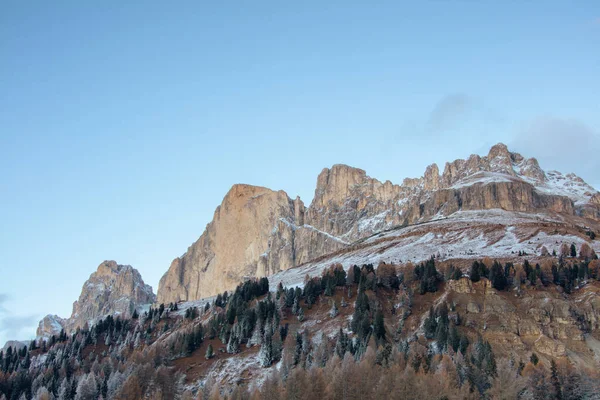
268 209 599 291
444 145 598 206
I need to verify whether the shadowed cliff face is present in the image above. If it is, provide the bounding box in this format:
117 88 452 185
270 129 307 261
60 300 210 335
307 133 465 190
157 143 600 303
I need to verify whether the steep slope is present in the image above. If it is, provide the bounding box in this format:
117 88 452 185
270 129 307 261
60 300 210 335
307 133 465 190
270 209 600 290
157 143 600 302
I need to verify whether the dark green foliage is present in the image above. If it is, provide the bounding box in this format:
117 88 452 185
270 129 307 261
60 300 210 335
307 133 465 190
424 306 437 339
469 262 480 282
447 264 463 281
373 309 386 343
335 328 349 358
469 261 488 282
414 257 440 294
489 261 507 291
449 325 460 353
351 289 371 340
530 352 539 365
205 343 214 359
570 243 577 258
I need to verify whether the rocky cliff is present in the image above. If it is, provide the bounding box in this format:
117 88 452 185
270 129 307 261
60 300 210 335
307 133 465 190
36 314 66 340
157 185 346 304
65 261 155 332
35 261 156 336
157 143 600 303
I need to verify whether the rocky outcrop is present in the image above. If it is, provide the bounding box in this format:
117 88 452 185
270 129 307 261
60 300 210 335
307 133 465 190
65 261 155 332
36 315 65 339
157 143 600 303
157 185 346 304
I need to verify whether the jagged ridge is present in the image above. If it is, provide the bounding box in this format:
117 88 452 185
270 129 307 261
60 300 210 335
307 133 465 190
157 143 600 303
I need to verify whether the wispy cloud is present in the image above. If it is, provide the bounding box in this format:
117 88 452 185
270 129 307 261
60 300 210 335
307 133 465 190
427 93 473 132
0 293 38 346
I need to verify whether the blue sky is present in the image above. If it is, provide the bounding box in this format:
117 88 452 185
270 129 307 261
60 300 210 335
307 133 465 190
1 1 599 344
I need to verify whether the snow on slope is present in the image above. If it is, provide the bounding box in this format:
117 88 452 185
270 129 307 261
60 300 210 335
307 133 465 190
449 161 598 206
268 209 599 291
530 171 598 206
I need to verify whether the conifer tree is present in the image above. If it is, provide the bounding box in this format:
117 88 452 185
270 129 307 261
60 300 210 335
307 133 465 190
205 344 214 360
329 300 339 318
374 310 386 343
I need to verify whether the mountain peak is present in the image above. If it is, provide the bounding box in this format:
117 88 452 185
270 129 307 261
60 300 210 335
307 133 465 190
62 261 155 332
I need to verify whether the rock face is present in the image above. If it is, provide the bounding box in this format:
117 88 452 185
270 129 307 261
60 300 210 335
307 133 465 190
157 143 600 303
157 185 346 304
65 261 155 332
36 315 66 339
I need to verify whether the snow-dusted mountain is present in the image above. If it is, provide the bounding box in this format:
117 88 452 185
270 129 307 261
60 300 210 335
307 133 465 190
157 143 600 303
32 261 156 340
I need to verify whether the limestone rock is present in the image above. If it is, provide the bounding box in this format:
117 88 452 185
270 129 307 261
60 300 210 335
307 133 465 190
534 335 566 357
66 260 155 332
36 315 65 339
157 184 346 304
157 143 600 303
448 277 474 294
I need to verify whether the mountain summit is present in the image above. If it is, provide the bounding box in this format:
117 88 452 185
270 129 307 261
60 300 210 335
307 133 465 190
157 143 600 303
36 260 155 339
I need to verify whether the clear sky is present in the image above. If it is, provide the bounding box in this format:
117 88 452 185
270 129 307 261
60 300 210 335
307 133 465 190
1 1 599 345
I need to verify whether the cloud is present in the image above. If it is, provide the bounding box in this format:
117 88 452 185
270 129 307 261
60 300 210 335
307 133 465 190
511 116 600 189
0 314 38 344
427 93 474 132
0 293 38 345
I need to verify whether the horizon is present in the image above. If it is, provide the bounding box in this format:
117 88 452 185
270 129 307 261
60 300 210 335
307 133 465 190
1 2 600 345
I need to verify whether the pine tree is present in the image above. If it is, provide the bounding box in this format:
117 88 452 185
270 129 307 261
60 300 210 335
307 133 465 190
205 344 214 360
470 261 481 282
373 310 386 343
570 243 577 258
329 300 339 318
340 296 348 307
335 328 347 358
449 325 460 352
259 330 273 367
424 307 437 339
297 307 305 322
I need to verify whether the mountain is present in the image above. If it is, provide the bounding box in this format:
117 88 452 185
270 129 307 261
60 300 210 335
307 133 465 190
35 260 156 338
3 144 600 399
157 143 600 303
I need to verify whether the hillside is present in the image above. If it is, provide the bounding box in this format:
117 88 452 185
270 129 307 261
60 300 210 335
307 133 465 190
3 251 600 399
2 143 600 399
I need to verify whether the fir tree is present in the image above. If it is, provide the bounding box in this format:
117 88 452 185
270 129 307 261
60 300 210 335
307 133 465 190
205 344 214 360
373 309 386 343
329 300 339 318
297 307 305 322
